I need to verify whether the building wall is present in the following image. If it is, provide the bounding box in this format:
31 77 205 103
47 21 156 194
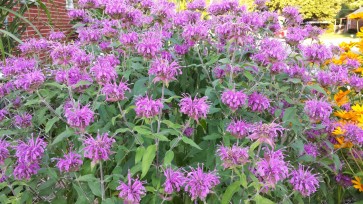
10 0 75 39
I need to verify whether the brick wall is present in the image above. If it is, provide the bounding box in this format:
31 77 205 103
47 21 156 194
11 0 75 40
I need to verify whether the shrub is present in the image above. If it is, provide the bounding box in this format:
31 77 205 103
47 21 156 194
0 0 363 203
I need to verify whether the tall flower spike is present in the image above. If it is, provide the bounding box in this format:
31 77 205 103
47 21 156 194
184 165 220 201
179 94 210 122
117 170 146 204
289 165 319 197
83 133 115 162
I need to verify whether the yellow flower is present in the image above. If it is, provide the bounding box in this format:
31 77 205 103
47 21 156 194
352 104 363 116
339 42 356 52
334 110 356 120
352 177 363 192
334 90 350 106
358 27 363 38
334 136 353 149
332 127 345 135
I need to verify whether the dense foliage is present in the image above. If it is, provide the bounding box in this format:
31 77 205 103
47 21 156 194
1 0 363 203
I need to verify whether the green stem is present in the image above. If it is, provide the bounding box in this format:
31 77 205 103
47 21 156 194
100 162 105 201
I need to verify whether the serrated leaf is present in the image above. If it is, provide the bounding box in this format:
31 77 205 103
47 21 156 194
182 136 202 150
88 181 102 197
45 117 59 133
164 150 174 166
141 145 156 178
162 120 182 129
76 174 99 182
203 133 221 140
221 181 241 204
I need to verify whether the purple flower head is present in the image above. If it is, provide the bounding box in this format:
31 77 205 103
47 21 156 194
254 0 269 8
300 43 333 64
56 152 83 172
117 170 146 204
217 144 249 169
179 95 210 122
208 0 238 16
0 168 7 182
252 38 288 65
150 0 175 23
84 133 115 162
13 162 40 180
226 119 251 139
136 31 162 58
248 92 270 112
18 38 48 55
49 31 66 41
1 57 36 77
285 27 309 45
255 149 289 188
68 9 89 22
343 124 363 146
305 25 324 40
182 22 209 42
50 44 81 65
174 43 191 55
78 27 102 43
335 173 352 187
64 102 94 132
282 6 303 26
187 0 206 11
15 137 47 164
183 127 194 137
174 11 201 27
221 89 247 111
262 11 281 32
249 122 284 147
185 165 220 201
346 59 361 69
0 139 10 164
163 168 186 194
350 75 363 92
120 32 138 47
0 109 8 121
14 113 32 128
135 96 163 118
303 143 319 158
289 165 319 197
304 99 332 122
149 57 182 85
102 80 130 102
14 71 45 93
213 66 226 79
316 71 335 87
91 55 119 85
0 82 14 97
78 0 101 9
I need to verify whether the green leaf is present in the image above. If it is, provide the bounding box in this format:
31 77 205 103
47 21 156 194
248 141 261 156
141 145 157 178
254 195 275 204
182 136 202 150
51 128 74 145
135 146 145 164
164 150 174 166
88 181 102 197
244 71 254 81
221 181 241 204
76 174 99 182
0 29 23 44
45 117 59 133
162 120 182 129
203 133 221 140
282 107 297 124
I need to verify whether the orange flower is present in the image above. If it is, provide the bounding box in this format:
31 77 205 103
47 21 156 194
334 90 350 106
339 42 356 52
334 136 353 149
332 127 345 135
334 110 356 120
352 177 363 192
